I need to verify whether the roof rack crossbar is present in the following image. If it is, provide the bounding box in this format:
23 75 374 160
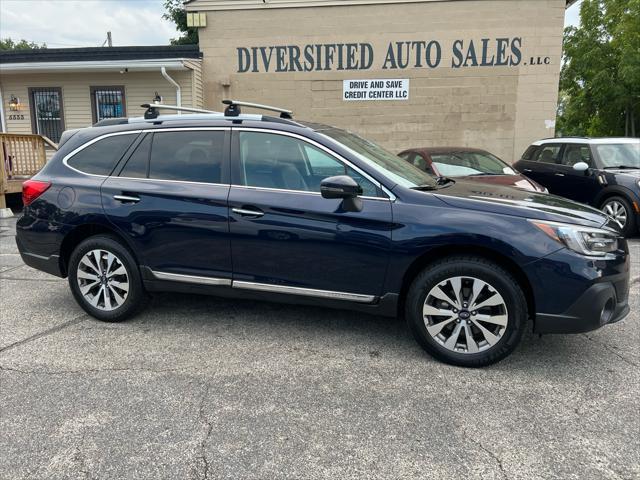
140 103 221 119
222 99 293 119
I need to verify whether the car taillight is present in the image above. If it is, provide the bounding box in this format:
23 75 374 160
22 180 51 206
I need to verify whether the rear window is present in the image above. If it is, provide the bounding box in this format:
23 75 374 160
67 133 138 175
521 145 538 161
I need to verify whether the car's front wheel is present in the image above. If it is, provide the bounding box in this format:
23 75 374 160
68 235 148 322
601 196 636 237
405 256 527 367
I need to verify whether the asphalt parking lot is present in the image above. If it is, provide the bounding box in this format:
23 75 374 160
0 214 638 480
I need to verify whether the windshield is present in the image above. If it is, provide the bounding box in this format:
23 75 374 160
318 128 437 188
431 152 516 176
595 143 640 168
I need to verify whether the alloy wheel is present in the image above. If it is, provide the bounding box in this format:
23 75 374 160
603 200 628 228
77 249 130 311
423 276 508 354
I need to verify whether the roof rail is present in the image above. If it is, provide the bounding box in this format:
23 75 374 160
223 99 293 119
140 103 221 120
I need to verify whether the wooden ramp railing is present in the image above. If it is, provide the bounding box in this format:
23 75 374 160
1 133 57 209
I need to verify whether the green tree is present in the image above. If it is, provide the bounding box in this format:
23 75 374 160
0 38 46 50
558 0 640 137
163 0 198 45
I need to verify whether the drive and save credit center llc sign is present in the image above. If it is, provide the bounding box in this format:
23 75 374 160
343 79 410 101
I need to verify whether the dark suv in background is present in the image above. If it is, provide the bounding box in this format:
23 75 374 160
16 101 631 367
514 138 640 236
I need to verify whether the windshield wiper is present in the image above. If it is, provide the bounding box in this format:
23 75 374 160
411 184 439 191
466 172 499 176
411 177 456 191
603 165 640 170
435 176 456 186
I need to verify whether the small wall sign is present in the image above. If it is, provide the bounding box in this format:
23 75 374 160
343 79 409 101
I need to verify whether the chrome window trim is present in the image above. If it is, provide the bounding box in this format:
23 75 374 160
114 176 230 188
230 184 387 202
233 127 396 201
151 270 232 286
63 127 231 179
232 281 376 303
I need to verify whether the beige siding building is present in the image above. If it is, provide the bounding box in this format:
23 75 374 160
186 0 571 162
0 46 203 145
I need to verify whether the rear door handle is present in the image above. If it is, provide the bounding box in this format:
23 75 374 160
554 173 565 177
522 168 533 173
114 194 140 203
232 207 264 217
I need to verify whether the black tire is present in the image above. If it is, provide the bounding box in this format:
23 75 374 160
600 196 637 237
405 256 527 367
68 235 148 322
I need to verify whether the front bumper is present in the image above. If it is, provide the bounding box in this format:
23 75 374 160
526 245 630 334
534 281 629 334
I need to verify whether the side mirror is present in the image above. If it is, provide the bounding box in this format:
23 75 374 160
573 162 589 172
320 175 364 212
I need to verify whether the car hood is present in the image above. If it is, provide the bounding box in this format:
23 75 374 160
431 179 609 228
456 174 545 192
606 168 640 178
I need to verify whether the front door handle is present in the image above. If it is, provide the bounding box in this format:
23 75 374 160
114 194 140 203
232 207 264 217
522 168 533 173
554 173 565 177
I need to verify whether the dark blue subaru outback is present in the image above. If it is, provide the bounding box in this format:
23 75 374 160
16 101 630 367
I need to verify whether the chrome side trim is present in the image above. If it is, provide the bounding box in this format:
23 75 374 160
232 281 376 303
150 270 232 286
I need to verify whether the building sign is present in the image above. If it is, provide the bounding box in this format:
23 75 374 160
343 79 409 101
236 37 550 73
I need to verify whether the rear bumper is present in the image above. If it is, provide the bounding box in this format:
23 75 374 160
15 236 64 278
534 281 629 334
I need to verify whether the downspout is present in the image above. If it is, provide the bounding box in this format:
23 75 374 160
161 67 181 114
0 87 6 132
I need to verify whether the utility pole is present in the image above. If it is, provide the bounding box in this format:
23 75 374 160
107 31 112 47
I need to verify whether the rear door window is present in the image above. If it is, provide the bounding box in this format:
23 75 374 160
148 131 225 184
533 145 562 164
67 133 138 175
119 134 151 179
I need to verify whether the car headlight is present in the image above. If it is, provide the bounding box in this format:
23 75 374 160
530 220 620 257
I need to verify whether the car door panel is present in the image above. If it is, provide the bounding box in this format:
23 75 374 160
228 187 393 295
229 129 393 297
556 144 600 203
102 178 231 278
101 129 232 279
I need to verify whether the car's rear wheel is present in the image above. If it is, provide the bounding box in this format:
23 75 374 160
405 256 527 367
601 196 636 237
68 235 148 322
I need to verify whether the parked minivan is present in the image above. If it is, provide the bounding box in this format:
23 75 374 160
16 102 630 367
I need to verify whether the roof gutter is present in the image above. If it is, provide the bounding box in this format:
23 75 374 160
0 59 190 74
161 66 181 113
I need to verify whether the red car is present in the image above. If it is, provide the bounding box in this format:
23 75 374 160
398 147 547 192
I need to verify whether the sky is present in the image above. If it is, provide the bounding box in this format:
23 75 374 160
0 0 583 48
